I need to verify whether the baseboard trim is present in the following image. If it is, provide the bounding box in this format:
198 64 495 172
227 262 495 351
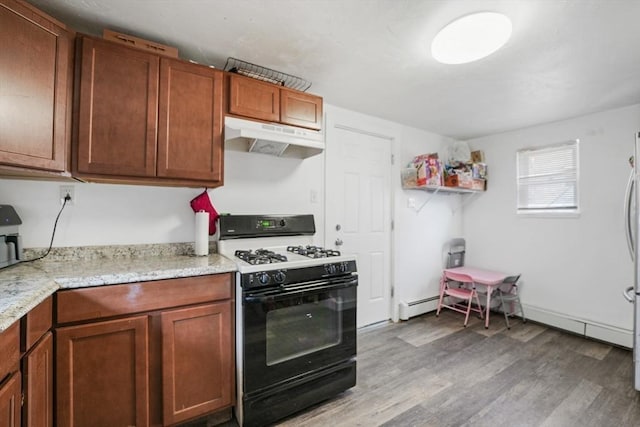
397 298 633 348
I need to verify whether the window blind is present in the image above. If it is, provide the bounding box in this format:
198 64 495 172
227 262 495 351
516 140 579 212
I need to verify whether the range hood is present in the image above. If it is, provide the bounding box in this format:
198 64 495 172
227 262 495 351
224 116 324 158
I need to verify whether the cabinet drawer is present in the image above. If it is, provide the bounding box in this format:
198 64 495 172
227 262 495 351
21 296 52 352
0 322 19 382
56 274 232 324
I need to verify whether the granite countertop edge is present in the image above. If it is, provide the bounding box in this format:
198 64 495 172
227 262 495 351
0 251 238 332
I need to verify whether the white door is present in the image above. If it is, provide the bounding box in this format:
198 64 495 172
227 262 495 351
325 115 393 328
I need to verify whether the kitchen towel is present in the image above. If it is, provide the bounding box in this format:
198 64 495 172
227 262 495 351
190 190 219 235
194 211 209 256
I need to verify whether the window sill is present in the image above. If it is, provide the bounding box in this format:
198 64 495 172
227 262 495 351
516 210 581 218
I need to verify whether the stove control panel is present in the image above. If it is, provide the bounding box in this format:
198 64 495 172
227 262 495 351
324 262 351 275
240 260 357 289
244 270 287 288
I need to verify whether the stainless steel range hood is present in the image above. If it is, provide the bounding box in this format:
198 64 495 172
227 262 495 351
224 116 324 158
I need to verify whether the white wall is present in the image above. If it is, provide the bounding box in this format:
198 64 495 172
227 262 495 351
463 104 640 336
0 143 324 248
394 126 464 312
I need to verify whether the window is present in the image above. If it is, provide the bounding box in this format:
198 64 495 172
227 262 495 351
516 140 579 215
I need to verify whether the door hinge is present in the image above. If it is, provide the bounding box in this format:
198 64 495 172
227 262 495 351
391 220 394 231
390 286 394 297
391 154 395 165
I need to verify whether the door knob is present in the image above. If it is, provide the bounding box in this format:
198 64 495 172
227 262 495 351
624 286 635 303
336 224 341 231
335 238 343 246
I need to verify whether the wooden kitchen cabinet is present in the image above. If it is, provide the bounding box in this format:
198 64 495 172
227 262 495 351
0 0 73 174
56 316 150 427
75 35 159 178
228 74 280 123
0 372 21 427
55 274 235 426
0 322 21 427
21 295 53 427
157 58 224 183
228 73 323 131
161 302 232 425
74 35 224 187
280 88 323 130
22 332 53 427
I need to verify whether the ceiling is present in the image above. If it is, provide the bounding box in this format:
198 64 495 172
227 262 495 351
29 0 640 140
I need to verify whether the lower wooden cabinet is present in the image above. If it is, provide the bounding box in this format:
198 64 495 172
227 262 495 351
55 274 235 427
0 372 21 427
56 316 150 427
161 302 232 425
22 332 53 427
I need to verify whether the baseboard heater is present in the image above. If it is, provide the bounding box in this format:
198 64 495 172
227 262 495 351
398 298 633 349
399 296 440 320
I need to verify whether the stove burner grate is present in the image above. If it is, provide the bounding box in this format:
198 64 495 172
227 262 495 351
286 245 341 258
235 249 287 265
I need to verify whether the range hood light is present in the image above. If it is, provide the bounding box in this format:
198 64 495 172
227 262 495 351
248 139 289 157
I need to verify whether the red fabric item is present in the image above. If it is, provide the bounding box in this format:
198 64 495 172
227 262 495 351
190 190 219 235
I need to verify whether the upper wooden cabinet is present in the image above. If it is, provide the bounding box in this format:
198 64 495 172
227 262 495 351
228 73 323 131
74 35 224 187
228 74 280 123
157 58 223 182
280 89 323 130
0 0 73 174
75 36 159 178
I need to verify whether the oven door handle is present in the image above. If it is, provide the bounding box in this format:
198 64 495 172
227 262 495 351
244 276 357 303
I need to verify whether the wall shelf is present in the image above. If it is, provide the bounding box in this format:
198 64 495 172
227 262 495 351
402 185 484 213
402 184 483 194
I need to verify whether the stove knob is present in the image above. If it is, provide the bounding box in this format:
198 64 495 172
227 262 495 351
339 262 348 273
257 272 270 285
326 264 338 275
274 270 286 284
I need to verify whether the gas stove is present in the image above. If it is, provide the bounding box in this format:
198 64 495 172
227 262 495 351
219 214 358 427
217 214 356 277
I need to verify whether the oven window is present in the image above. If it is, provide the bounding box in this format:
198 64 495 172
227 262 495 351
266 295 343 366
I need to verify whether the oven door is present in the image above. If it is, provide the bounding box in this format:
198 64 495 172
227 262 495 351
242 274 357 395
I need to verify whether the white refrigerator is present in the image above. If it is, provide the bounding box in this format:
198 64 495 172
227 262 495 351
624 131 640 391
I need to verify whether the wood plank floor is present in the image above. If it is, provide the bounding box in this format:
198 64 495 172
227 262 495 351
213 311 640 427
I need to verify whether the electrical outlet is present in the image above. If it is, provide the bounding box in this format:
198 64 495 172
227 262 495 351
59 185 75 205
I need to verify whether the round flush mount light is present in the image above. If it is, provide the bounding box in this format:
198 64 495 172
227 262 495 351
431 12 512 64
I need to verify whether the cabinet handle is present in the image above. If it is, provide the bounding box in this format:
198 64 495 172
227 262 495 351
145 44 166 52
114 35 135 45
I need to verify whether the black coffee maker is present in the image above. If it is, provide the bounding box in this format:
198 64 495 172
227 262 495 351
1 205 23 268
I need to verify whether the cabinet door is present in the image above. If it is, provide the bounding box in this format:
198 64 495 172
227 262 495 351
161 302 233 425
56 316 149 427
280 89 323 130
228 74 280 122
0 0 72 172
75 36 159 177
157 59 223 184
22 332 53 427
0 372 21 427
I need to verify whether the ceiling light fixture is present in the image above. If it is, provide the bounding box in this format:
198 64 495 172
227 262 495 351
431 12 512 65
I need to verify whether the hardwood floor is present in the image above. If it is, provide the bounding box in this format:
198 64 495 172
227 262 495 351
214 311 640 427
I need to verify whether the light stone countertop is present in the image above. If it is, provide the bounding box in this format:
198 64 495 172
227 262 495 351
0 249 237 332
